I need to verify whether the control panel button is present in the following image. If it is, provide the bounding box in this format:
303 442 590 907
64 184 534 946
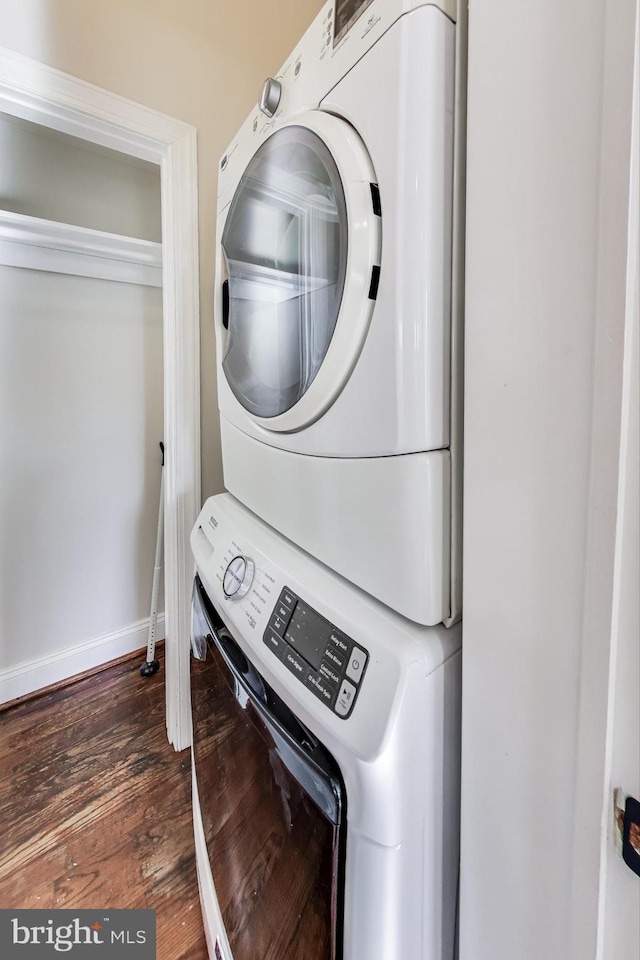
305 671 337 707
281 589 296 609
323 646 345 671
346 646 368 684
335 679 357 718
328 630 350 655
263 629 287 660
282 648 306 678
269 613 288 637
275 601 292 621
223 555 255 600
319 661 341 688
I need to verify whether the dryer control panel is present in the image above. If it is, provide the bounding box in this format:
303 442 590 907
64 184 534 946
263 587 368 719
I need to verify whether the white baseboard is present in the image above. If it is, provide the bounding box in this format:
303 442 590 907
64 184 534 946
0 614 165 705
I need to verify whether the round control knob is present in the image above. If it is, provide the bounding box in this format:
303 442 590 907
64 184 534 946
259 77 282 118
223 555 255 600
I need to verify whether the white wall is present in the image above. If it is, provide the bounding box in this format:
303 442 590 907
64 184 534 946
460 0 637 957
0 267 163 699
0 115 164 701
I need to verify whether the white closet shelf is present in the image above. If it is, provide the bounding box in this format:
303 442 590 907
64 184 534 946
0 209 162 287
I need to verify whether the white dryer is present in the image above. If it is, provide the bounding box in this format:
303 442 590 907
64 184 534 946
214 0 463 626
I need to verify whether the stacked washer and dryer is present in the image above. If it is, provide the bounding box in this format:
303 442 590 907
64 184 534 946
190 2 466 959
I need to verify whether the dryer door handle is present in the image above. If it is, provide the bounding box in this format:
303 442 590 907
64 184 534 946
222 279 230 330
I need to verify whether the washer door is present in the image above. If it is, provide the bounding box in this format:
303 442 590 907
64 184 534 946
219 111 381 432
191 576 346 960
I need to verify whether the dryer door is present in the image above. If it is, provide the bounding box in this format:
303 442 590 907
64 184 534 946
219 111 381 432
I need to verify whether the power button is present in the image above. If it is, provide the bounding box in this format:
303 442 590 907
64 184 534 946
346 646 367 684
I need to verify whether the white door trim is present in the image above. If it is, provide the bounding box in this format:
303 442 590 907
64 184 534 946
0 45 200 751
566 0 638 953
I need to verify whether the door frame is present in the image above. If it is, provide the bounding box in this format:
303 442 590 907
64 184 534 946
0 45 200 751
568 1 640 953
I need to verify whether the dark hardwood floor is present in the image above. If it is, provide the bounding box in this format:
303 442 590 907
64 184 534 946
0 648 208 959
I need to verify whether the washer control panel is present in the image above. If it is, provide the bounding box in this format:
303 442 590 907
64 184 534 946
263 587 368 719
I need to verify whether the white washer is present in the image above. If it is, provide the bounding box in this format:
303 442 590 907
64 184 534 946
191 493 462 960
215 0 462 625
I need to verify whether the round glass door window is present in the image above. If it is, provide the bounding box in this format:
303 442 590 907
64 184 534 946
221 126 348 419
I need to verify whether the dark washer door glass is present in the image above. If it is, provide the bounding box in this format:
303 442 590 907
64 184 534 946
191 633 345 959
221 126 348 419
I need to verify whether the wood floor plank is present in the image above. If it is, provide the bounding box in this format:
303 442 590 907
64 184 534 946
0 649 208 959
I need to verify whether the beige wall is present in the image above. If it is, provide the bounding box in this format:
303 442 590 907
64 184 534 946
0 0 323 497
